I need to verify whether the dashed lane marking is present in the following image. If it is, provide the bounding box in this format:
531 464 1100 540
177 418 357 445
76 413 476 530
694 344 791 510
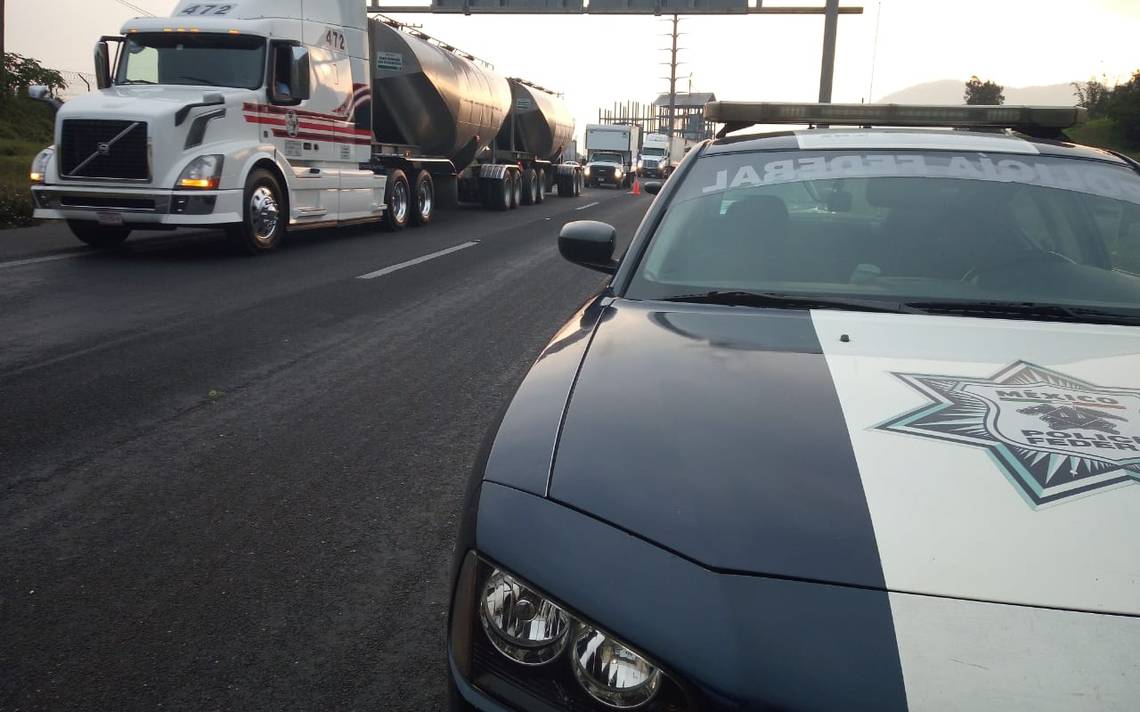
356 241 479 280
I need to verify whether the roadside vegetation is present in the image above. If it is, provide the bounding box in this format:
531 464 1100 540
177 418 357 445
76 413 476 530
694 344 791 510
1066 71 1140 161
1 53 65 228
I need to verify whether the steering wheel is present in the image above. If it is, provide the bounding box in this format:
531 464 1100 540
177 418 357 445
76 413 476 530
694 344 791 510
961 248 1076 283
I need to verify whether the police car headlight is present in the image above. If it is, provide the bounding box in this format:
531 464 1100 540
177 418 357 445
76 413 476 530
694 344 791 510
30 146 54 184
480 569 571 665
177 154 224 190
572 624 662 708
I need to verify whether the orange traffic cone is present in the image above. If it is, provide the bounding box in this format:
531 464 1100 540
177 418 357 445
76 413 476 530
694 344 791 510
632 178 641 196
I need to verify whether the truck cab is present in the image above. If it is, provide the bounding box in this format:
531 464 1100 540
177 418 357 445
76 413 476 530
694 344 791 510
29 0 385 253
637 133 671 178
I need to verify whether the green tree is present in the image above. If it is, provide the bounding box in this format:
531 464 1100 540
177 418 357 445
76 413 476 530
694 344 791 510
2 53 67 99
964 75 1005 105
1106 70 1140 148
1072 76 1113 119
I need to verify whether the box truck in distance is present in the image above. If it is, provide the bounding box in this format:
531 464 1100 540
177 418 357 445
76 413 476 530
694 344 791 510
583 123 639 189
28 0 583 253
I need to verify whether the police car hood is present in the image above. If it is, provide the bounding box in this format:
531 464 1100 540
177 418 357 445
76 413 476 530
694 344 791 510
548 301 1140 615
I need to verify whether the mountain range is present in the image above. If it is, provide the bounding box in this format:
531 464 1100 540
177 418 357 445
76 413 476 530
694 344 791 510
877 80 1080 106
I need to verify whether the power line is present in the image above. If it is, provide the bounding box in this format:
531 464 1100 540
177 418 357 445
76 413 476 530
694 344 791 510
113 0 155 17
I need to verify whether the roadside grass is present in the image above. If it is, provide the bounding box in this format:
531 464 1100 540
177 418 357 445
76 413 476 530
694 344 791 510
1066 117 1140 161
0 96 55 228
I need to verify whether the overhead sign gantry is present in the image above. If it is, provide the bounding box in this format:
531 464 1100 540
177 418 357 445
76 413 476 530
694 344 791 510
366 0 863 103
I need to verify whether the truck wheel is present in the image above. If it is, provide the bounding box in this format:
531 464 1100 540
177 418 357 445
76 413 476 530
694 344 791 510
411 170 434 227
227 169 285 254
520 168 538 206
557 174 572 198
535 170 546 204
490 177 511 211
67 221 131 249
382 169 410 231
509 172 521 209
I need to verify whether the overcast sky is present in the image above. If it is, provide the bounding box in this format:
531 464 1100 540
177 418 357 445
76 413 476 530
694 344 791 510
6 0 1138 141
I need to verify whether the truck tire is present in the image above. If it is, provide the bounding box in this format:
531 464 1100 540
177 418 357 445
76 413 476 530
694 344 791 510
490 177 511 211
227 169 285 254
557 174 572 198
520 168 538 206
509 172 521 209
67 220 130 249
535 169 546 204
411 170 434 227
382 169 411 231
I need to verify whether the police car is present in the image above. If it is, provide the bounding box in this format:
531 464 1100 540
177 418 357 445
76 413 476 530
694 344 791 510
447 103 1140 711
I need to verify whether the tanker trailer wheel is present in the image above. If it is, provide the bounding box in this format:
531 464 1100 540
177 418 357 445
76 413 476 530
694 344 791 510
557 173 572 198
68 220 131 249
521 168 538 206
535 169 546 204
509 172 522 209
227 169 286 255
411 170 434 227
490 177 511 211
382 169 411 231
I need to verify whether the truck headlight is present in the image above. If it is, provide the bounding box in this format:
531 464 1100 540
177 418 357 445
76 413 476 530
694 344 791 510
176 155 225 190
30 147 54 184
572 624 662 708
584 166 591 177
481 569 570 665
637 160 644 170
614 168 623 179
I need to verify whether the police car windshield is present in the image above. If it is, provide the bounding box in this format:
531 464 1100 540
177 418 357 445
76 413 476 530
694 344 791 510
116 33 266 90
628 147 1140 322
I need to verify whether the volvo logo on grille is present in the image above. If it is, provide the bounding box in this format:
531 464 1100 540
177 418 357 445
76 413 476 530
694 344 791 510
96 142 112 156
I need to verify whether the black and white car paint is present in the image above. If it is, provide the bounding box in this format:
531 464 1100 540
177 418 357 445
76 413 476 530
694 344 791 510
448 124 1140 711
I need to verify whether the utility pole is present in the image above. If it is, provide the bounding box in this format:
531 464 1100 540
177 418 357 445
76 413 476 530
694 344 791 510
1 0 7 98
818 0 839 103
667 14 679 139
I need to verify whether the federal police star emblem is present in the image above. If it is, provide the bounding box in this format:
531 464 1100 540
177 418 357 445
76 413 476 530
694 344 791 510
878 362 1140 508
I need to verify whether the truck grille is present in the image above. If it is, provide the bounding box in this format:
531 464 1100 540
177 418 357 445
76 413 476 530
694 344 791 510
60 120 149 180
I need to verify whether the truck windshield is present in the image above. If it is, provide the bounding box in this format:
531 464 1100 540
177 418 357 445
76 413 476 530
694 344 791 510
642 148 667 156
593 153 624 163
628 149 1140 324
116 33 266 90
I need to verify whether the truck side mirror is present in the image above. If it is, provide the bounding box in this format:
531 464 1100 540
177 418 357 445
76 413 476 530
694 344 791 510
559 221 618 274
290 47 311 101
94 41 112 90
270 44 311 104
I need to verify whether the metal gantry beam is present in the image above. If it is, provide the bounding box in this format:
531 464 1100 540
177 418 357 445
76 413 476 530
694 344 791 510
366 2 862 15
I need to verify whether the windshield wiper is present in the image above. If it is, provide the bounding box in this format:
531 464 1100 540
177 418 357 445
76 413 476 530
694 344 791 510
119 79 157 85
905 300 1140 326
661 291 915 314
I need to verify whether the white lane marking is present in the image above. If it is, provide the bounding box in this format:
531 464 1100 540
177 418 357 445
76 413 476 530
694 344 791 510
356 241 479 280
575 201 600 211
0 252 86 270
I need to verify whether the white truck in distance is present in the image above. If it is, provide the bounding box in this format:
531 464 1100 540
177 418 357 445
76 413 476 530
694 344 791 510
636 132 692 179
584 123 640 189
28 0 582 254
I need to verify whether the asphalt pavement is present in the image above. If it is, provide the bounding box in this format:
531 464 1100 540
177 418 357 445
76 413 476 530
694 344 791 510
0 185 651 711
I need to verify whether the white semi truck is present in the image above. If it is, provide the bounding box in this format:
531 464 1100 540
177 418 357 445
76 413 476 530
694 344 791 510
636 132 692 179
28 0 583 253
583 123 639 189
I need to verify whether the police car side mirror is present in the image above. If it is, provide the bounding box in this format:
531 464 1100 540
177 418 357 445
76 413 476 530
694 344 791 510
644 181 663 196
559 221 618 274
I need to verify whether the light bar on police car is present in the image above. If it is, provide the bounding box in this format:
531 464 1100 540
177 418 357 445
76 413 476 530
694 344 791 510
706 102 1087 135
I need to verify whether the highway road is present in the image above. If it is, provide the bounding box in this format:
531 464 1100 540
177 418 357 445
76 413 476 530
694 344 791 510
0 186 650 711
